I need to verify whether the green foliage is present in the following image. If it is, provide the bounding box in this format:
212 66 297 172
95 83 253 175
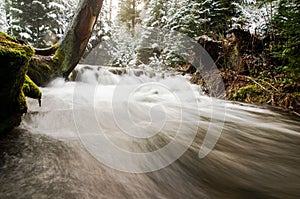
141 0 241 67
272 0 300 80
144 0 167 27
231 85 268 103
145 0 239 38
198 0 238 38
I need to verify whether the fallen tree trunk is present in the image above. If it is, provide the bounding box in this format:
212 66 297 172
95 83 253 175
28 0 104 85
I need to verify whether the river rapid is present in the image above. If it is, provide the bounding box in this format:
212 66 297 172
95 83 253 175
0 65 299 199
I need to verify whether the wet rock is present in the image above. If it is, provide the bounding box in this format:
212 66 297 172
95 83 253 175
0 32 41 134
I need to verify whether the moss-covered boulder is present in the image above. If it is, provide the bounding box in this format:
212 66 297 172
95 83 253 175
0 32 40 134
28 44 60 86
28 55 54 86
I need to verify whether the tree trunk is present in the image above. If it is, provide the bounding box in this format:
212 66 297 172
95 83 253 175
57 0 104 78
28 0 104 85
109 0 113 21
132 0 136 35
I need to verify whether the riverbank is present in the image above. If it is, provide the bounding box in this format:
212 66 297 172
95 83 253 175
189 69 300 116
184 30 299 116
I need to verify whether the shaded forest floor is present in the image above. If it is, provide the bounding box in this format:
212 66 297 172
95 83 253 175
179 30 300 116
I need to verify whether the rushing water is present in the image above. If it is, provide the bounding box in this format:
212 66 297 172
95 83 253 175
0 65 300 198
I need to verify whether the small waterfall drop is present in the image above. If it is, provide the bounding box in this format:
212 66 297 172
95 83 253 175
1 64 299 198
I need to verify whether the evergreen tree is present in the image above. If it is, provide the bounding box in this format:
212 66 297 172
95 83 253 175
164 0 202 38
143 0 168 28
118 0 141 33
144 0 240 39
6 0 77 47
208 0 237 37
272 0 300 79
0 0 8 31
140 0 242 66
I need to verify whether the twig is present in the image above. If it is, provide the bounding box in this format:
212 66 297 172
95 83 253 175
238 75 271 93
293 111 300 117
259 79 280 92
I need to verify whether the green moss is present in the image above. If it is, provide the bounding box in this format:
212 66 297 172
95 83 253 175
231 85 269 103
23 75 42 99
26 39 59 86
0 32 19 43
0 33 34 62
0 32 35 134
28 56 53 86
53 48 66 70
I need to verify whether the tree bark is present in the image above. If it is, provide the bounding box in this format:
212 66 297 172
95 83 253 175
57 0 104 78
28 0 104 85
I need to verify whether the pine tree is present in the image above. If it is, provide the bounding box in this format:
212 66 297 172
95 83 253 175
144 0 240 39
118 0 141 34
6 0 77 47
0 0 8 31
272 0 300 79
143 0 167 28
164 0 211 39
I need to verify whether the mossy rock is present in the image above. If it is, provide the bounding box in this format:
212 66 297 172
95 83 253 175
23 75 42 100
231 85 269 104
28 55 54 86
27 43 60 86
0 32 35 134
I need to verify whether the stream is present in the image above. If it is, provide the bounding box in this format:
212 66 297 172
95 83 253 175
0 65 300 199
